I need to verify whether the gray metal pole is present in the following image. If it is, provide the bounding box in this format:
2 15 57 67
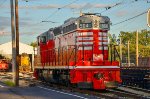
15 0 19 86
10 0 18 86
136 30 139 66
119 35 122 65
128 40 130 66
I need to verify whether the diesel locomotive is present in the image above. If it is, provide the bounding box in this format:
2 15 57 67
34 13 122 89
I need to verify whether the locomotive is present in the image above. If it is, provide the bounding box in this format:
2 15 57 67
34 13 122 89
19 53 31 72
0 59 9 71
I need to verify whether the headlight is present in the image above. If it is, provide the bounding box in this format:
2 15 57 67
93 54 103 61
2 65 5 68
94 73 103 80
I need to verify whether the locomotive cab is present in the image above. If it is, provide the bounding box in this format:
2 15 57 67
76 13 110 30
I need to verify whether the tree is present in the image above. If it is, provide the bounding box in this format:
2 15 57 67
29 41 37 48
119 30 150 57
108 33 117 45
0 54 4 59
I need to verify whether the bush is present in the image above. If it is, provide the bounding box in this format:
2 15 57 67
3 81 15 87
0 54 4 59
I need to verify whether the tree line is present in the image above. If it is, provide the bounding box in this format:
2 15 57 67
109 29 150 58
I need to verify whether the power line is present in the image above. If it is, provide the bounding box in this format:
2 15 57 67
112 11 147 26
111 17 136 32
100 0 147 14
41 21 58 23
58 0 79 10
100 1 123 14
42 0 79 23
31 0 79 26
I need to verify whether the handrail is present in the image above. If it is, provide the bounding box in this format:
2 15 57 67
38 43 120 66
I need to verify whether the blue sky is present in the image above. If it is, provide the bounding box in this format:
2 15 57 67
0 0 150 44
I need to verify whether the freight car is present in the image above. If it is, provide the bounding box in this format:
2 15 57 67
34 13 122 89
121 57 150 89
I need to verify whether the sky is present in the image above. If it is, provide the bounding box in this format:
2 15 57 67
0 0 150 44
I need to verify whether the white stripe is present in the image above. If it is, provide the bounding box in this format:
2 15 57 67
99 42 108 45
79 46 92 50
36 66 67 69
103 33 107 36
77 32 93 36
98 37 108 40
75 66 120 69
77 37 93 41
98 32 107 36
35 66 120 69
77 42 93 45
98 37 103 40
38 86 88 99
99 47 108 50
99 33 102 36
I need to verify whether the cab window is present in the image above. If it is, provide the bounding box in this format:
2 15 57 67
40 36 46 44
99 23 109 29
79 23 92 29
79 20 92 29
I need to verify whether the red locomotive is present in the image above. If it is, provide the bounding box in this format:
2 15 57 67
34 13 122 89
0 59 9 71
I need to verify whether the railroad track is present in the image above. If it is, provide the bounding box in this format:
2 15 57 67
0 72 149 99
121 85 150 93
106 89 146 99
38 81 146 99
0 72 34 86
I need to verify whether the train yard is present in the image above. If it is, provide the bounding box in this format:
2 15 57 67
0 12 150 98
0 72 150 99
0 1 150 98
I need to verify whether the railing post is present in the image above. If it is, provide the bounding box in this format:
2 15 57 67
82 45 84 65
58 47 60 65
75 45 77 65
114 45 116 61
66 47 67 65
92 45 94 63
55 48 56 66
62 47 63 65
110 44 112 64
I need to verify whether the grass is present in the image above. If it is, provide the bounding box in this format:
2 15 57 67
3 81 15 87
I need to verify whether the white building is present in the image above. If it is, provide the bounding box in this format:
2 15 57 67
0 41 34 58
0 41 36 71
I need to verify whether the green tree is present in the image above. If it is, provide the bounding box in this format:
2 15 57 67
108 33 117 45
0 54 4 59
29 41 37 48
119 30 150 57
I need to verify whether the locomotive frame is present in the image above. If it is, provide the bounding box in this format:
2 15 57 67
34 13 122 89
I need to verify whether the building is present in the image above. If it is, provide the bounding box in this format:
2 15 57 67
0 41 36 71
0 41 34 58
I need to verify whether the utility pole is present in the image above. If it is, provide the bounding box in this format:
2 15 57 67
10 0 17 86
127 40 130 66
136 30 139 66
119 34 122 66
15 0 19 86
10 0 19 86
147 8 150 27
